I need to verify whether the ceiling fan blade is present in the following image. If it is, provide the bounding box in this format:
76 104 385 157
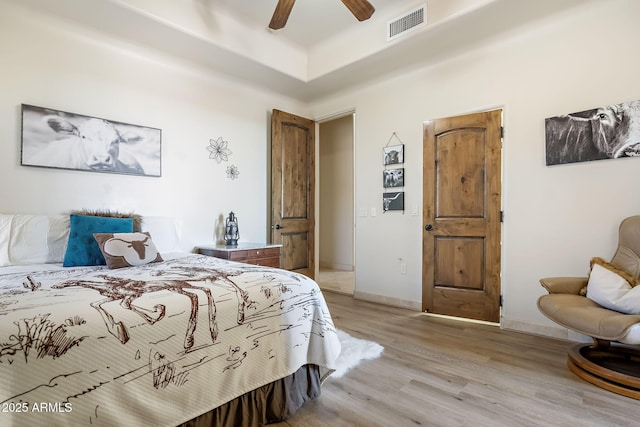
269 0 296 30
340 0 375 22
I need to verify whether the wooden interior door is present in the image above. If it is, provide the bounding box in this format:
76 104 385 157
422 109 502 322
271 109 315 279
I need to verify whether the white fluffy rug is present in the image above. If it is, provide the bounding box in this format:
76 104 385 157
331 330 384 378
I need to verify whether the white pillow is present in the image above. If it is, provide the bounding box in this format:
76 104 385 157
141 216 181 253
46 215 70 262
9 214 50 264
0 214 70 266
586 263 640 314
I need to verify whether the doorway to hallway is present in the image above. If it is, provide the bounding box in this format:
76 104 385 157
318 113 355 295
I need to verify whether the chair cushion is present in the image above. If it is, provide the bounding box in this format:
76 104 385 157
538 293 640 340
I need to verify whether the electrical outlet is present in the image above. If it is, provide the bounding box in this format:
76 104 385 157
400 262 407 274
359 208 368 217
371 207 377 217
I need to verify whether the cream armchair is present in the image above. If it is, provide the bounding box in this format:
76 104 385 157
537 216 640 399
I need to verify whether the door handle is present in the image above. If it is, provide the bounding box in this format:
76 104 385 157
425 224 433 231
273 224 285 230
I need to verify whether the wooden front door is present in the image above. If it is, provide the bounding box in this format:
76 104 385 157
422 109 502 322
271 109 315 279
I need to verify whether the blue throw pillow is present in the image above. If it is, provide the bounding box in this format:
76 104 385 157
63 214 134 267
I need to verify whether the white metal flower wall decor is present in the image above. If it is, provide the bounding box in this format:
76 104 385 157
207 137 232 163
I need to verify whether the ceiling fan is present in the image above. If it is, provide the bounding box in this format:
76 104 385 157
269 0 376 30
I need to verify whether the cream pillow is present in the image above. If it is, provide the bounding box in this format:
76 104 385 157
93 232 163 269
586 260 640 314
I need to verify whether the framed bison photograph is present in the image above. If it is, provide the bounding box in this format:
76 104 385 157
20 104 162 177
545 99 640 166
383 144 404 165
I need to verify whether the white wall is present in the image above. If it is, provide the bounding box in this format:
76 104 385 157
0 1 308 251
319 115 354 271
310 0 640 337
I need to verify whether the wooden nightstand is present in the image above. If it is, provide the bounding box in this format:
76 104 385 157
196 243 282 268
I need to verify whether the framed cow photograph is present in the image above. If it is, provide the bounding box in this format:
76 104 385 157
21 104 162 177
383 144 404 165
383 168 404 188
545 99 640 166
383 191 404 212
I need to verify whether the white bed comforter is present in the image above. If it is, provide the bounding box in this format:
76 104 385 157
0 254 340 426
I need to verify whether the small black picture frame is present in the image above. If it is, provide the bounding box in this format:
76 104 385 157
383 168 404 188
383 192 404 212
383 144 404 165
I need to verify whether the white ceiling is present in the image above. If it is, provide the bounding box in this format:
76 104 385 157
211 0 427 49
16 0 594 101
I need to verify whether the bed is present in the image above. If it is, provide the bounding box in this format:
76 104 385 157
0 213 340 426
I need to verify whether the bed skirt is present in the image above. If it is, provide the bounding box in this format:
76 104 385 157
179 364 321 427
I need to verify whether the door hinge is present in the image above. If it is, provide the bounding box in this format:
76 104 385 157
500 211 504 222
500 295 503 307
500 126 504 138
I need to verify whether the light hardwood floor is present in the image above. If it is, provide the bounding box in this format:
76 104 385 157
270 291 640 427
317 268 354 295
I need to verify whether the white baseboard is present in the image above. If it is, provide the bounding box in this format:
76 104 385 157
501 317 577 341
353 291 421 311
319 262 354 271
351 292 587 343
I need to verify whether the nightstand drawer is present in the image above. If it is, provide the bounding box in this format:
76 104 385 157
229 250 249 261
247 247 280 259
245 257 280 268
196 243 282 269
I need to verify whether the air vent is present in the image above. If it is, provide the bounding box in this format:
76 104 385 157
387 4 426 41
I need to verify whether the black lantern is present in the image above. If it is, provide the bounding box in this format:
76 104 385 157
224 211 239 246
